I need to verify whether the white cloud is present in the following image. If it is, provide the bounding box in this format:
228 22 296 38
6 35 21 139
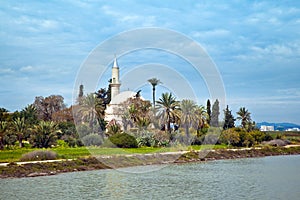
0 68 14 74
277 88 300 97
14 16 60 32
100 5 157 27
0 0 299 123
192 29 230 39
250 43 299 57
19 65 34 72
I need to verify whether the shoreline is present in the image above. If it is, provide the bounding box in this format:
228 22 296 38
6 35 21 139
1 146 300 178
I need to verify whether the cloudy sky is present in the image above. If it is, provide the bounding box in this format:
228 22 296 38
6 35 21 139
1 0 300 124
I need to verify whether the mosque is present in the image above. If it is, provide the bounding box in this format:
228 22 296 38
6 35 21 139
104 56 136 126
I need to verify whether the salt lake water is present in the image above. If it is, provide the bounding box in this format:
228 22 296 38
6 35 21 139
1 155 300 200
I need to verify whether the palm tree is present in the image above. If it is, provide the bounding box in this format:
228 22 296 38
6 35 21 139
12 117 26 148
128 98 152 130
79 93 105 129
148 78 162 108
156 93 180 135
21 104 38 125
195 105 208 131
236 107 251 129
31 121 59 148
180 99 198 138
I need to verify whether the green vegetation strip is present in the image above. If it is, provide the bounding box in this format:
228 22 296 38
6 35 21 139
0 145 227 163
1 146 300 178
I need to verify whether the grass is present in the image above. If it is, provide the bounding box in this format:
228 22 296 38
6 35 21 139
0 144 228 163
0 148 33 163
2 146 300 178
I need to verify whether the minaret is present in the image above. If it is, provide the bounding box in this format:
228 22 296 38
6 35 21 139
110 55 121 101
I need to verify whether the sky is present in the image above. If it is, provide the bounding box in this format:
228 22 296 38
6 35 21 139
0 0 300 124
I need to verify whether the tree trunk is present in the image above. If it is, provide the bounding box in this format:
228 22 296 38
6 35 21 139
152 87 156 108
18 135 23 148
185 124 190 139
89 111 94 129
167 112 173 141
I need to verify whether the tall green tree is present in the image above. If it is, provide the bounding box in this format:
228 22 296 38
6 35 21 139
206 99 211 125
211 99 220 127
236 107 251 129
148 78 162 108
77 84 84 105
195 105 208 131
223 105 235 130
180 99 198 138
128 97 152 130
0 108 10 121
12 117 26 148
21 104 38 125
31 121 59 148
79 84 84 98
79 93 106 130
156 93 180 135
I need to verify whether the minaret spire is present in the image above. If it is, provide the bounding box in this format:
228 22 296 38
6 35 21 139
110 55 121 101
113 54 119 69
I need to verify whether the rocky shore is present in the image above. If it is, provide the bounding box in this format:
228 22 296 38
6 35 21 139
1 146 300 178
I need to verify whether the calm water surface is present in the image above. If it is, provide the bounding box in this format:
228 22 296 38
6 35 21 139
1 155 299 200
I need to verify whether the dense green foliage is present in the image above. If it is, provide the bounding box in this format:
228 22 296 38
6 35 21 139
156 92 180 135
30 121 58 148
220 128 272 147
108 133 138 148
136 131 169 147
0 82 297 153
223 105 235 130
236 107 251 129
206 99 211 125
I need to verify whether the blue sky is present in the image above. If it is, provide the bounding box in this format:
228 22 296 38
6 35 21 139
0 0 300 124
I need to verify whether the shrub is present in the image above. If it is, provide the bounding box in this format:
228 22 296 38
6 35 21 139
153 131 169 147
56 139 69 148
137 135 153 147
220 128 242 146
136 131 170 147
239 131 254 147
108 133 138 148
81 134 103 146
20 150 58 161
264 134 273 141
250 130 266 144
106 119 122 136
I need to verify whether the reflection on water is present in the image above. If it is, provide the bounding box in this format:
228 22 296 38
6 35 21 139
0 155 299 200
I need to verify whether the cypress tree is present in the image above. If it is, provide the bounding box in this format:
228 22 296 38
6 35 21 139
79 84 84 98
223 105 235 130
211 99 220 127
206 99 211 125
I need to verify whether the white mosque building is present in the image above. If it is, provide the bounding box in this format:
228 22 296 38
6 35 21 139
105 56 136 126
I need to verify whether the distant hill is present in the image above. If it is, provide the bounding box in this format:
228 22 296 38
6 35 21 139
257 122 300 131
